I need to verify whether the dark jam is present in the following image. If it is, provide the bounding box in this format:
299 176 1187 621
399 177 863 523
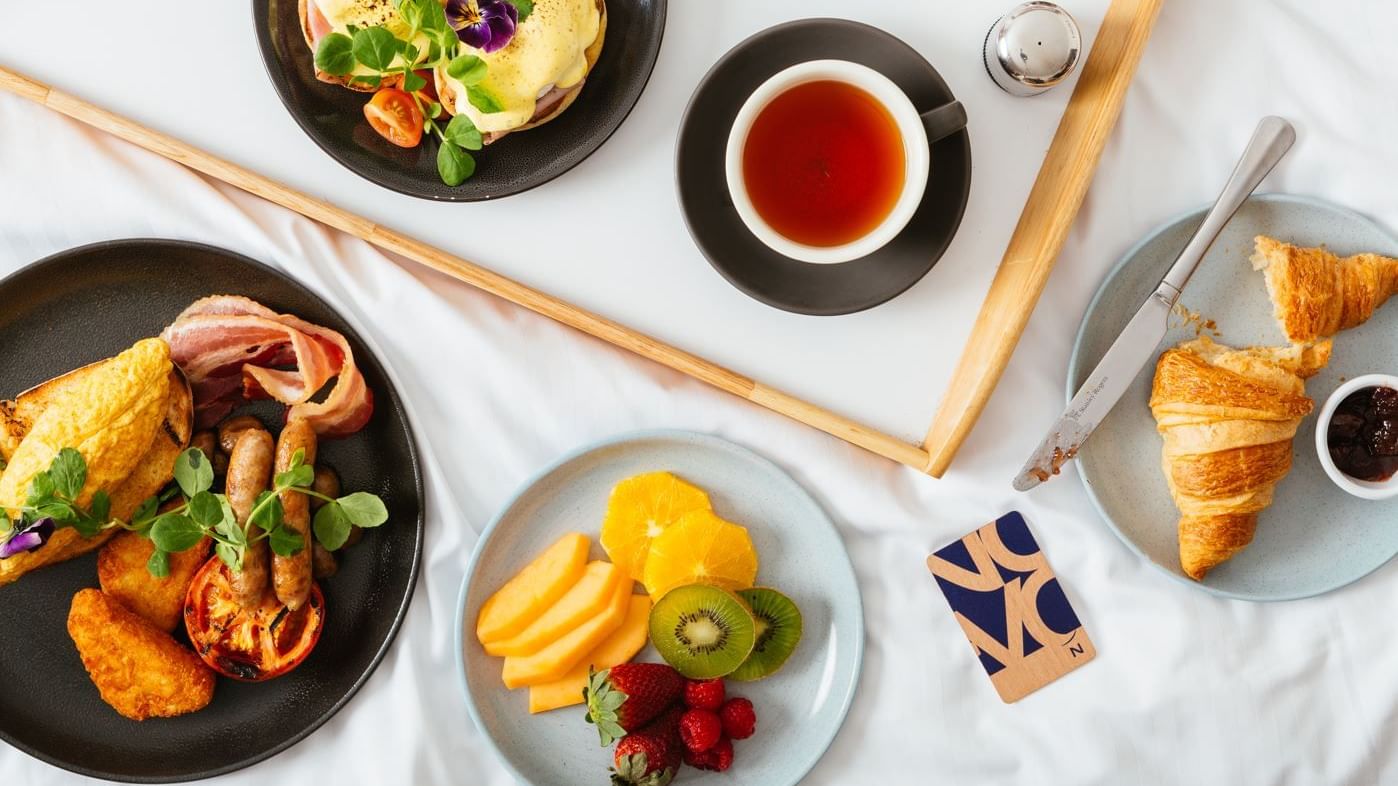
1328 386 1398 482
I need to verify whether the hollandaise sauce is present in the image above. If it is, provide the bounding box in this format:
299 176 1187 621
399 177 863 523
449 0 601 132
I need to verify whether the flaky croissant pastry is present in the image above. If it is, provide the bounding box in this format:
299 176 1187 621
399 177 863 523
1252 235 1398 343
1149 336 1331 580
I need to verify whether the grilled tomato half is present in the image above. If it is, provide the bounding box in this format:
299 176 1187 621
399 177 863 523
184 557 325 682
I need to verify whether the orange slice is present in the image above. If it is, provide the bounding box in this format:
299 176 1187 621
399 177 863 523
641 509 758 599
600 472 711 584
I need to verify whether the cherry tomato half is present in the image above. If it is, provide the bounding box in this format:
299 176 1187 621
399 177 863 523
363 88 425 148
184 557 325 682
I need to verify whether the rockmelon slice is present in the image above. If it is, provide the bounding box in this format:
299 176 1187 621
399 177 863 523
528 594 652 713
476 533 590 645
485 561 622 657
501 576 629 689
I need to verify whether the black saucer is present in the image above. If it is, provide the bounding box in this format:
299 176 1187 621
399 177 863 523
676 19 972 316
253 0 666 201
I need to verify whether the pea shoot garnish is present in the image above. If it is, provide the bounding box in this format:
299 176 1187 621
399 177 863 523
0 447 389 578
313 0 520 185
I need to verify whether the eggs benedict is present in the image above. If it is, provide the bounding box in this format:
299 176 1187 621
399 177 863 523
301 0 427 90
302 0 606 141
435 0 606 143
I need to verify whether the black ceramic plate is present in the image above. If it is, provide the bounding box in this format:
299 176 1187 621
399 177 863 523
676 19 972 316
254 0 666 201
0 240 424 782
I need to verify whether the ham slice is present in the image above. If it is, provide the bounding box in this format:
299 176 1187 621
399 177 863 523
160 296 374 437
481 81 581 145
308 0 334 45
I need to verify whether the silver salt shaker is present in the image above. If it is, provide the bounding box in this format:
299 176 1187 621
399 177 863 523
983 2 1082 96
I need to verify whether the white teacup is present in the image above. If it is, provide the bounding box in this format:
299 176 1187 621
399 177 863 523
724 60 966 265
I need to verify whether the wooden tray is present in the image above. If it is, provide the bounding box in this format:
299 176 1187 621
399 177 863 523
0 0 1159 475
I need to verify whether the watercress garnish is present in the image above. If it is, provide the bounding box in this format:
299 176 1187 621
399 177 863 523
0 446 390 577
0 448 110 541
314 0 511 186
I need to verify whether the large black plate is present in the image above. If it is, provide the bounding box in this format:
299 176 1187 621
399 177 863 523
676 19 972 316
0 240 424 782
253 0 667 201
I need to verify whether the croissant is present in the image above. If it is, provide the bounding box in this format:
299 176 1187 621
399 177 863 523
1252 235 1398 343
1149 336 1331 580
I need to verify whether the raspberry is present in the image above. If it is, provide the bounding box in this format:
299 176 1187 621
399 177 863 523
679 709 722 753
719 697 756 740
683 735 734 771
683 678 725 711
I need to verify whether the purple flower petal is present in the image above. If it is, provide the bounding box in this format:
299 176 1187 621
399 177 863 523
458 21 493 50
481 14 516 52
496 0 518 25
445 0 474 28
0 517 54 559
448 0 518 53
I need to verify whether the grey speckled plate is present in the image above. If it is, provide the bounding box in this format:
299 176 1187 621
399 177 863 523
456 430 863 786
1073 195 1398 601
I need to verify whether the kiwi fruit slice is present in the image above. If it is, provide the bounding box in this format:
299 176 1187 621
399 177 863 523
649 584 756 679
729 587 803 681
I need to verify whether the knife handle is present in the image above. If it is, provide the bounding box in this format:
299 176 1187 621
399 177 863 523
1158 116 1295 300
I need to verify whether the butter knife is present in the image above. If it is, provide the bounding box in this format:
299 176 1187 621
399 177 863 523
1012 116 1296 491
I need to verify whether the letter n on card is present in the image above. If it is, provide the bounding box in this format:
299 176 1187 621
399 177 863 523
927 512 1094 703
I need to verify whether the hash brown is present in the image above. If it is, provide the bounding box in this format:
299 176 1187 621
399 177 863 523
98 532 212 632
66 588 215 721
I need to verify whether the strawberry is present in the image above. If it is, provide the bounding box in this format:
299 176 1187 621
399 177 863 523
611 706 684 786
679 708 722 753
586 664 685 746
683 678 725 711
683 735 734 772
719 697 756 740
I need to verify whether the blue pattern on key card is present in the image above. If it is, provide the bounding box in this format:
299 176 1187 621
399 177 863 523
929 512 1081 677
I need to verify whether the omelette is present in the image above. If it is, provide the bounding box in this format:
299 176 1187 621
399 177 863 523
0 338 189 587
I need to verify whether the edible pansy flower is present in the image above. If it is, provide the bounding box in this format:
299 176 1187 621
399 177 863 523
447 0 518 53
0 517 55 559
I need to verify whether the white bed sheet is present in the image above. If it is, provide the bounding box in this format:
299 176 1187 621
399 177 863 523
3 0 1398 783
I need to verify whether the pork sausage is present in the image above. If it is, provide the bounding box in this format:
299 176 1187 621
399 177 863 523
272 419 317 610
226 428 275 609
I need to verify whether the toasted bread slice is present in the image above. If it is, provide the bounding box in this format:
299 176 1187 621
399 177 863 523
0 401 20 465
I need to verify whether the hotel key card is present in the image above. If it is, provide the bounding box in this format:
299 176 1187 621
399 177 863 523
927 511 1094 703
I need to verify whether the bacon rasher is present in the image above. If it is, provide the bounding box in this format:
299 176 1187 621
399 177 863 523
160 296 373 437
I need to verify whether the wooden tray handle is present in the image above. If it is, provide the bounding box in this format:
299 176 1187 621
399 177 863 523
922 0 1163 477
0 65 932 472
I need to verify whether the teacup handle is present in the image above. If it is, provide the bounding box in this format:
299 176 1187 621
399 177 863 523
920 100 967 144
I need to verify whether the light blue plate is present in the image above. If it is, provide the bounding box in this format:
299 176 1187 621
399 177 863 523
456 430 864 784
1073 195 1398 601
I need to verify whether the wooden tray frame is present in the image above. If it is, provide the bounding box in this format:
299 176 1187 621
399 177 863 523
0 0 1158 476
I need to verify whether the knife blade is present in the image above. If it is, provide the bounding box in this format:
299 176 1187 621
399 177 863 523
1013 116 1296 491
